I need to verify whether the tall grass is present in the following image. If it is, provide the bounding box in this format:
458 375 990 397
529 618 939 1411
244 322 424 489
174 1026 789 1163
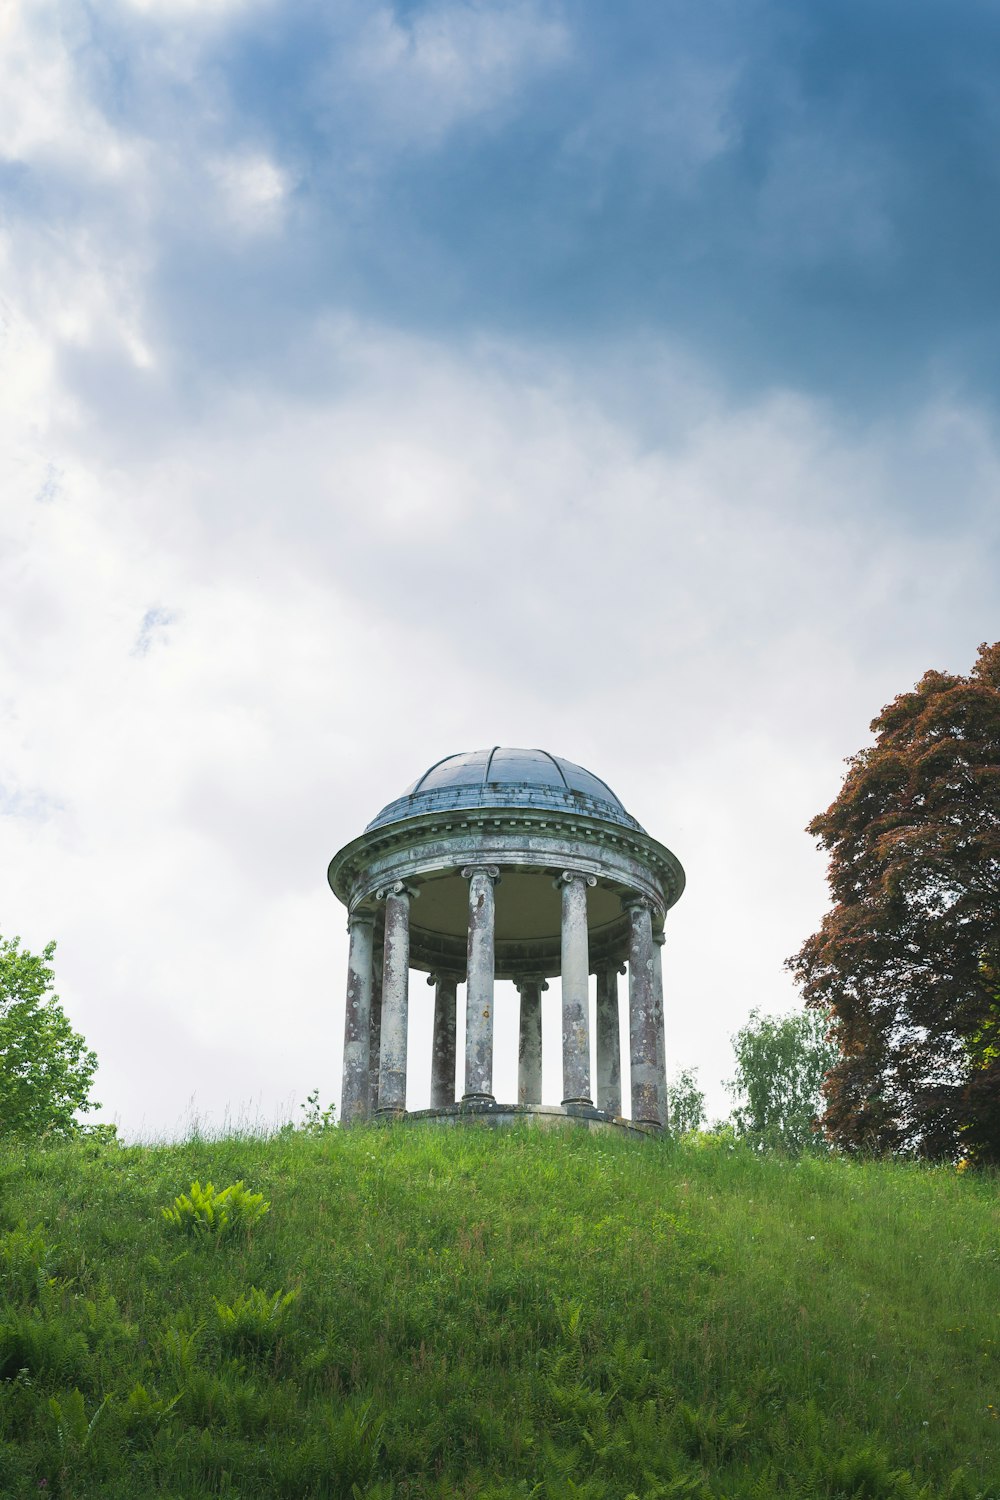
0 1124 996 1497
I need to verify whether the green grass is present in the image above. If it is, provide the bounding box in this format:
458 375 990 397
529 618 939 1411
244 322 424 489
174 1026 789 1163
0 1123 997 1498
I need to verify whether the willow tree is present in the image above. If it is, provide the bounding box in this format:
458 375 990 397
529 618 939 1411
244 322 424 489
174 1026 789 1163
788 641 1000 1163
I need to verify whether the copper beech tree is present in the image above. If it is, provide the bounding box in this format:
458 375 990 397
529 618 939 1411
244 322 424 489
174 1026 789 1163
788 642 1000 1163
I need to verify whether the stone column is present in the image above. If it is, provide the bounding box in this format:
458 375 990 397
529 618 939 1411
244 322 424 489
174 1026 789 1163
368 943 383 1117
595 961 624 1117
340 911 375 1127
429 972 459 1108
462 865 500 1102
652 929 667 1128
515 975 547 1106
376 882 414 1118
558 871 596 1106
626 897 661 1126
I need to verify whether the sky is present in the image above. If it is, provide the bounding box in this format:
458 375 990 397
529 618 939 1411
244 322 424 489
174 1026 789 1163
2 0 999 1139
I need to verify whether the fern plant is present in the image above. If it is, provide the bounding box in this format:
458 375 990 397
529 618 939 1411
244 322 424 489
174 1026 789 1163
213 1286 299 1354
49 1388 110 1459
0 1222 59 1303
323 1398 385 1490
120 1381 181 1442
160 1180 270 1240
0 1311 91 1385
157 1320 203 1388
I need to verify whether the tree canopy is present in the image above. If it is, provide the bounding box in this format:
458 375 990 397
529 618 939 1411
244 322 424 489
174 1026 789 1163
726 1009 838 1153
0 935 99 1139
666 1066 706 1136
787 641 1000 1162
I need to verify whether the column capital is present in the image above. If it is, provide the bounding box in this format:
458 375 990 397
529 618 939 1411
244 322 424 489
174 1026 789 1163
375 880 419 902
622 893 655 916
592 959 627 977
555 870 597 890
461 864 500 883
346 908 377 935
653 930 666 947
427 970 464 987
513 974 550 993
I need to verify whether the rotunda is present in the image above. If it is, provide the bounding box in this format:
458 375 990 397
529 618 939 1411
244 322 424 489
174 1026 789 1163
328 748 685 1133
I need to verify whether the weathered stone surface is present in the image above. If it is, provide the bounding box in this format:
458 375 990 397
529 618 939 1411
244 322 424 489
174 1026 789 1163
330 808 682 977
463 866 499 1101
376 885 411 1117
368 946 383 1117
329 749 685 1137
403 1100 656 1138
515 975 546 1105
627 899 661 1127
559 872 595 1106
430 972 459 1108
595 962 623 1117
652 930 667 1128
341 912 375 1127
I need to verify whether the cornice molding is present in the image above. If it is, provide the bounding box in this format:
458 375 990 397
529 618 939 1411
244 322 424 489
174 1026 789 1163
330 803 685 914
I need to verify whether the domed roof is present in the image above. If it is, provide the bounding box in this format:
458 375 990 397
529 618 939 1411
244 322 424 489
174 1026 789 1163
366 747 644 833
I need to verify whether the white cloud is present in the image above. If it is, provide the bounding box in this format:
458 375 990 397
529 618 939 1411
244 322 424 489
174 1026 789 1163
344 1 570 145
209 152 293 233
0 4 145 181
0 0 996 1143
116 0 261 18
2 278 997 1135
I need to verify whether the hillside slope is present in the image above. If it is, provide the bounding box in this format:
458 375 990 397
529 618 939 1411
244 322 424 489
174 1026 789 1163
0 1125 997 1498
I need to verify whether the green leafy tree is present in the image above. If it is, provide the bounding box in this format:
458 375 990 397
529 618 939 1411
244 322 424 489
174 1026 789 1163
787 641 1000 1162
666 1066 706 1134
0 935 99 1138
726 1009 839 1153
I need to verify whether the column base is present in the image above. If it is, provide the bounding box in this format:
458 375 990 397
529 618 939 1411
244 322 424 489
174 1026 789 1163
375 1106 407 1120
408 1102 660 1137
462 1092 495 1104
561 1095 595 1107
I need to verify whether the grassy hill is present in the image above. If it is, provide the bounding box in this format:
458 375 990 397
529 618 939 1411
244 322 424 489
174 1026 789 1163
0 1122 997 1498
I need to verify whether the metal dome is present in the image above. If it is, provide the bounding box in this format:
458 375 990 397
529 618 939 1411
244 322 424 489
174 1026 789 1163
366 747 644 833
